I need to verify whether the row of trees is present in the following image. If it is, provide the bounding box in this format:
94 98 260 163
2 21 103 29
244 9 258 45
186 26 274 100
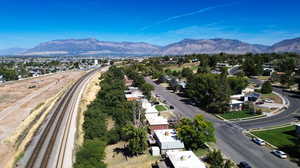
74 66 138 168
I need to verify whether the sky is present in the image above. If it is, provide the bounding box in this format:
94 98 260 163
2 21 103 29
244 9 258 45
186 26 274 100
0 0 300 49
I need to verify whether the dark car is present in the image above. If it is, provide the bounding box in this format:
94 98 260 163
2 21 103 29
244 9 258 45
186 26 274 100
170 105 174 109
239 161 252 168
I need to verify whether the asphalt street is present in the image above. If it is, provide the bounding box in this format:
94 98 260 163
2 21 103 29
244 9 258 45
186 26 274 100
237 87 300 129
145 78 298 168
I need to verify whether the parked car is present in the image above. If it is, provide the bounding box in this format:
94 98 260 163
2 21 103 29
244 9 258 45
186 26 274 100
264 99 273 103
153 102 159 105
255 101 264 105
272 150 287 159
252 137 266 145
170 105 174 109
238 161 252 168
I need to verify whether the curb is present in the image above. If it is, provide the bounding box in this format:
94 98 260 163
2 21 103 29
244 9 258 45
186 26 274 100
244 131 278 149
215 114 267 122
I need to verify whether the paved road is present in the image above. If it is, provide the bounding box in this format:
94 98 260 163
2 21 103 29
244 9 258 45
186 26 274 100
228 65 241 75
237 87 300 129
146 78 298 168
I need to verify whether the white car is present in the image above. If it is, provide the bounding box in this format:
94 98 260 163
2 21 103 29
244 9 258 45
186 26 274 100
252 137 266 145
264 99 273 103
272 150 287 159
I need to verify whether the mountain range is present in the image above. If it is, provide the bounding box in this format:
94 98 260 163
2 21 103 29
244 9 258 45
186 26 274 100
2 37 300 56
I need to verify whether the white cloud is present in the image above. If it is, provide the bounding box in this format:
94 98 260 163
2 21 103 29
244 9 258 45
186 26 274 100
140 2 238 31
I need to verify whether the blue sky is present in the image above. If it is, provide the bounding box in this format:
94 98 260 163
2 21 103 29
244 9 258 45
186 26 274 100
0 0 300 49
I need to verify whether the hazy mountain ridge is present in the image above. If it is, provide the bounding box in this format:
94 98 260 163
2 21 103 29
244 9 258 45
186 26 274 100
14 37 300 56
269 37 300 53
0 48 27 55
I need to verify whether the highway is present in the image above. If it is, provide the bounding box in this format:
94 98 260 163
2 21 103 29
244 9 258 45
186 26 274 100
17 67 107 168
145 78 298 168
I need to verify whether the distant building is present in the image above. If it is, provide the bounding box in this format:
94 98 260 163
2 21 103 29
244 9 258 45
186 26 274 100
166 151 206 168
216 62 230 68
154 129 185 154
0 75 4 83
94 59 99 65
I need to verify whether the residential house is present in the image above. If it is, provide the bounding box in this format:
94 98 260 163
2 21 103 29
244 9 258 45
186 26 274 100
165 151 206 168
170 78 186 92
229 100 244 111
125 87 144 101
244 92 260 102
141 99 158 115
146 114 169 131
154 129 185 154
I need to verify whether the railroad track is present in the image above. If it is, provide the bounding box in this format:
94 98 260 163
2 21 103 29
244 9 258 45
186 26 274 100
24 68 100 168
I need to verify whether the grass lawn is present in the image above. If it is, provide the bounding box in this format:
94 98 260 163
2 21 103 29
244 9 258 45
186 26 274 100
155 105 167 111
261 93 282 104
219 110 260 120
252 126 297 148
251 126 300 164
164 63 199 72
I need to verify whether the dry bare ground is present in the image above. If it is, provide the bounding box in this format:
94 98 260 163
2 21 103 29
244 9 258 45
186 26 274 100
104 141 159 168
0 70 85 168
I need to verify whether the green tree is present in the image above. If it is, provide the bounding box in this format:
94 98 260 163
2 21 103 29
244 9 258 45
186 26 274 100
181 67 193 78
206 150 235 168
261 81 272 94
74 139 107 168
242 57 263 76
227 77 249 94
278 57 296 74
207 150 225 168
123 125 147 155
186 74 230 113
140 83 154 100
176 115 215 150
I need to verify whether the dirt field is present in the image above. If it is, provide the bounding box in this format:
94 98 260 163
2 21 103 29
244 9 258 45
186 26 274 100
0 70 85 167
104 141 160 168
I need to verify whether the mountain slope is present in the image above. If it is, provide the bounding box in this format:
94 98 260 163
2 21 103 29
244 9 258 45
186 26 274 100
21 37 300 56
269 37 300 53
160 38 267 55
24 38 161 56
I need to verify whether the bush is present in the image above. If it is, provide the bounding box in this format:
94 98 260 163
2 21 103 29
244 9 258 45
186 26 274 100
261 81 272 94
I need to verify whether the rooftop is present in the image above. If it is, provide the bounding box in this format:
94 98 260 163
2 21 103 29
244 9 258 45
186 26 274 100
145 114 168 126
230 99 244 104
166 151 206 168
141 99 158 114
154 129 184 150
